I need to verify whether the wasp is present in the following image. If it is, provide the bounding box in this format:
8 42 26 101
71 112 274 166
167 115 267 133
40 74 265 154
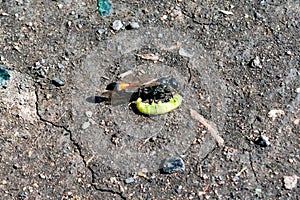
102 75 179 107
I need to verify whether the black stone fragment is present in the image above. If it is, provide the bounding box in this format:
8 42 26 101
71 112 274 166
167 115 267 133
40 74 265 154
161 157 185 174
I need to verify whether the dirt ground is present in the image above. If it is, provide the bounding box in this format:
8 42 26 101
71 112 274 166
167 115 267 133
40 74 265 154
0 0 299 199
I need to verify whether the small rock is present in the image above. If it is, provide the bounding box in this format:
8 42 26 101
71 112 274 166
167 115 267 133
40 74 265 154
175 185 182 194
39 174 46 179
13 163 21 169
283 175 299 190
89 118 97 125
81 121 90 130
293 118 300 125
179 47 194 58
162 15 168 20
19 83 25 90
255 188 262 197
251 56 262 68
268 109 285 121
254 12 264 20
85 111 93 118
219 10 234 15
0 66 10 87
296 87 300 93
129 21 140 29
112 20 123 31
255 135 271 147
232 176 240 182
57 3 63 9
125 177 135 184
97 28 106 35
161 157 185 174
58 63 64 69
37 68 46 78
52 77 65 87
18 192 28 199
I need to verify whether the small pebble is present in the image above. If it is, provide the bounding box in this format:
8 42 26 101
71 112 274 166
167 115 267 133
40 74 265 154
255 135 271 147
296 87 300 93
13 163 21 169
283 175 299 190
112 20 123 31
81 121 90 130
232 176 239 182
97 28 106 35
52 77 65 87
179 47 194 58
37 68 46 78
255 188 262 196
286 50 292 55
162 15 168 20
129 21 140 29
58 63 64 69
85 111 93 118
268 109 285 121
19 83 25 90
0 66 10 87
125 177 135 184
175 185 182 194
161 157 185 174
39 174 46 179
57 4 63 9
251 56 262 68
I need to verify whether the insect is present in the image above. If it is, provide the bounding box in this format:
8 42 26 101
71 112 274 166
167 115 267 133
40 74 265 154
136 93 183 115
140 77 179 100
103 76 179 106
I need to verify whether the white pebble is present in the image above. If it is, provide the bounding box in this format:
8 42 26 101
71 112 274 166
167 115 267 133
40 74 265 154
179 47 194 58
129 22 140 29
85 111 93 117
112 20 123 31
81 121 90 130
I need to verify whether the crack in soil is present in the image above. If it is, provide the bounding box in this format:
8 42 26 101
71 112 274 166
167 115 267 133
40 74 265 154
33 83 126 198
249 151 259 184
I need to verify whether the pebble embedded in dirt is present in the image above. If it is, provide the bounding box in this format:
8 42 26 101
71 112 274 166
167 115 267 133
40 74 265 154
268 109 285 121
179 47 194 58
52 77 65 87
112 20 123 31
81 121 90 130
0 66 10 87
97 28 106 35
161 157 185 174
251 56 262 68
129 22 140 29
283 175 299 190
255 135 271 147
57 63 64 69
85 111 93 117
125 177 135 184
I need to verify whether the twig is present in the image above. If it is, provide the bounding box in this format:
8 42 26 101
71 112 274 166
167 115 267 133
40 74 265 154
190 109 224 147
